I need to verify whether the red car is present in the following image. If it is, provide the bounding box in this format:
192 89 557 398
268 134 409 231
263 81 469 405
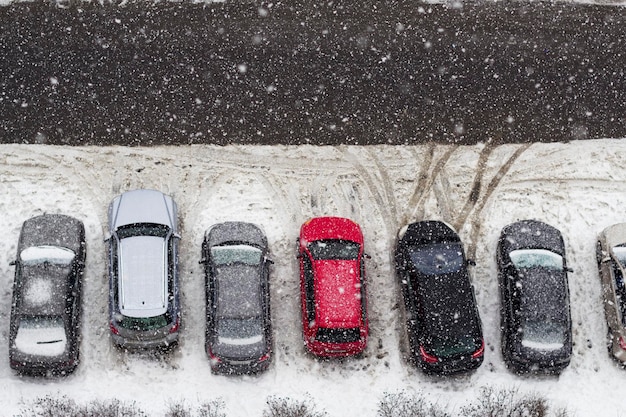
298 217 369 357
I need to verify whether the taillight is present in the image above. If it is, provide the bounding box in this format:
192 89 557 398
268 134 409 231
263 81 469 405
169 317 180 334
259 352 271 362
109 322 119 335
419 345 439 364
207 347 221 363
472 339 485 359
619 337 626 351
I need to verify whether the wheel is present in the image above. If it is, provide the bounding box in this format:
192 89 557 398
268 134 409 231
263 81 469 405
596 241 605 266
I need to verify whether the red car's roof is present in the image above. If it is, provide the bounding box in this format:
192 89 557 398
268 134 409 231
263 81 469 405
300 217 363 244
313 259 362 328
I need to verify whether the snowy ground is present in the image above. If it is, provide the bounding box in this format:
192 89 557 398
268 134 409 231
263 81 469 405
0 141 625 416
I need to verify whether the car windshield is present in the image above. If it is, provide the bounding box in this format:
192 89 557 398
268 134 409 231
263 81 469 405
117 223 169 239
510 249 563 271
315 327 361 344
14 315 67 357
408 242 464 275
211 245 262 266
20 246 75 266
425 334 481 358
119 314 169 331
521 319 567 351
307 240 360 260
217 317 263 345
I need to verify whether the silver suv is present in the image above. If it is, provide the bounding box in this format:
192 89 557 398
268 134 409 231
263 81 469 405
107 189 180 349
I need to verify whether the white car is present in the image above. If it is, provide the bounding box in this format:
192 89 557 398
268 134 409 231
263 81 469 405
597 223 626 363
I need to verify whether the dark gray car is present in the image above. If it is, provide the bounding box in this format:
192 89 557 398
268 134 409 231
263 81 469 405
497 220 573 373
9 214 86 375
201 222 272 374
107 189 180 349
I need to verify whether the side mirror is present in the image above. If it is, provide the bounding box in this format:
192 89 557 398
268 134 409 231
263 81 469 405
9 260 16 266
565 266 574 273
266 258 275 265
199 258 206 265
364 253 372 259
467 259 477 267
174 233 182 239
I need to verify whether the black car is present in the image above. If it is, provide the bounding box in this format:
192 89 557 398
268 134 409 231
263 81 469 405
9 214 86 375
201 222 273 374
497 220 572 373
395 221 484 374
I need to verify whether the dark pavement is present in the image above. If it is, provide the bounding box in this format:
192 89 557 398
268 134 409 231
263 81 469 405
1 1 625 145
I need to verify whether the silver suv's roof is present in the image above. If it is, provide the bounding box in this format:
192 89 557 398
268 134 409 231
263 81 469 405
110 189 177 231
119 235 167 317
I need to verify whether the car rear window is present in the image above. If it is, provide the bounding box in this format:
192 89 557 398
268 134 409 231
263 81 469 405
425 334 482 358
119 314 169 331
315 327 361 343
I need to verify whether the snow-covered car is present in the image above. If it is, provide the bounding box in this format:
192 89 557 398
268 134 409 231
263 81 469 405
596 223 626 364
106 189 180 349
9 214 86 375
394 221 484 374
201 222 273 374
298 217 369 357
497 220 573 373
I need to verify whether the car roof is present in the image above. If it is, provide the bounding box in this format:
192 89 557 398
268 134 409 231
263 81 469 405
110 189 176 231
300 217 363 244
517 268 569 323
19 266 72 317
119 235 168 318
215 264 263 318
417 271 481 339
313 259 362 328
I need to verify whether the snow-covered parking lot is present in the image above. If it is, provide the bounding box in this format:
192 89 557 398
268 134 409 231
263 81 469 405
0 141 625 416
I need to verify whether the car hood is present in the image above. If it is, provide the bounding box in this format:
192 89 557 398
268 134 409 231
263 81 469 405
602 223 626 249
207 222 267 249
19 214 84 255
500 220 565 255
300 217 363 245
399 221 460 246
110 189 176 231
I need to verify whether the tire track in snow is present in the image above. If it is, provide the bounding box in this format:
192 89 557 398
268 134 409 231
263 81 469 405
407 145 458 223
465 144 532 261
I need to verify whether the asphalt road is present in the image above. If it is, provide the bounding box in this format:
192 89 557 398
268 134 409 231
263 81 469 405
1 1 625 145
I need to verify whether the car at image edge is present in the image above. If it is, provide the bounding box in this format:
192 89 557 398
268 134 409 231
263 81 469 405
597 223 626 364
107 189 181 349
497 219 573 373
394 220 484 374
201 222 273 374
298 216 369 357
9 214 86 375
